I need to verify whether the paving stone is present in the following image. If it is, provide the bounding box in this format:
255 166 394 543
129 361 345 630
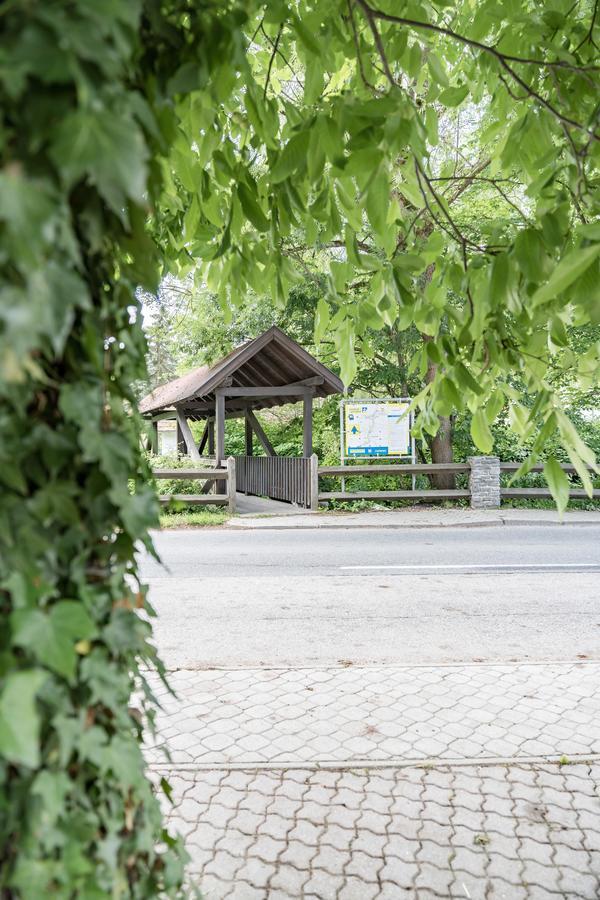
268 865 308 896
337 876 380 899
149 662 600 899
146 662 600 766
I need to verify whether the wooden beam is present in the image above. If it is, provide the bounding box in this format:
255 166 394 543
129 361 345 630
245 409 276 456
208 418 215 456
319 489 471 501
291 375 323 387
158 494 229 506
176 420 186 456
215 392 225 465
175 409 200 461
198 419 210 455
318 463 471 476
303 390 313 457
148 410 178 422
245 412 253 456
153 468 222 479
216 384 312 398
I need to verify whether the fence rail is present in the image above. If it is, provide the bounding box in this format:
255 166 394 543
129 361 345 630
317 462 468 505
236 455 311 507
317 459 600 507
499 461 600 500
152 457 236 512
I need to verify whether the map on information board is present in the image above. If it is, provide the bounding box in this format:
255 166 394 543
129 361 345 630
343 399 412 458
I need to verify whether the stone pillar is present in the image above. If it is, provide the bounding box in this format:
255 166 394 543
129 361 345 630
468 456 500 509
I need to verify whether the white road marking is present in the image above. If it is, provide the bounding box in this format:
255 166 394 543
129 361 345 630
340 562 600 570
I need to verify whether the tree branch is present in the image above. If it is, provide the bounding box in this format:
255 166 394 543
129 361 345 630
263 24 283 98
354 0 600 141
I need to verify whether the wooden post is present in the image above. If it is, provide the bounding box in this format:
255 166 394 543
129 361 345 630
176 420 186 456
226 456 236 513
208 418 215 456
175 409 201 461
150 421 158 455
303 389 313 457
310 453 319 511
245 412 253 456
215 393 225 466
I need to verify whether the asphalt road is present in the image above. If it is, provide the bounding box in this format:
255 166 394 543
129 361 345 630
141 525 600 668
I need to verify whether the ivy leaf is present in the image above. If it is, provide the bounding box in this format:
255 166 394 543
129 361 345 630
51 108 148 218
543 457 570 515
12 602 97 682
0 670 46 768
532 245 600 307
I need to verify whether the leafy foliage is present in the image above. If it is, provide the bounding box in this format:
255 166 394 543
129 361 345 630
156 0 600 507
0 1 246 895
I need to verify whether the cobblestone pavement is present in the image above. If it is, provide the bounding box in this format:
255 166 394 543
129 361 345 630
146 662 600 768
148 662 600 897
161 763 600 899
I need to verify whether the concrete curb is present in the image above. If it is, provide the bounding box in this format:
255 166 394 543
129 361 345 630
222 517 600 531
148 753 600 773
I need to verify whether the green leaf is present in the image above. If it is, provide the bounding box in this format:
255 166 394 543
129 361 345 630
427 52 449 86
12 601 97 682
543 457 570 515
0 670 46 768
532 245 600 306
314 297 330 343
290 11 322 56
366 167 389 241
51 108 148 217
470 409 494 453
437 84 469 107
237 183 270 232
271 131 310 183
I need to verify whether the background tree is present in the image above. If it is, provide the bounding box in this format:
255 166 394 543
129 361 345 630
158 0 600 510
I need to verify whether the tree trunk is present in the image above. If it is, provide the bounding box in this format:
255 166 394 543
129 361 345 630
423 335 455 489
428 415 455 489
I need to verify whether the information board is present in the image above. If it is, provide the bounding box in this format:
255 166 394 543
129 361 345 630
342 399 412 459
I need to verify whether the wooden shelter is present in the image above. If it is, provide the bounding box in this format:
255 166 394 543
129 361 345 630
140 327 343 504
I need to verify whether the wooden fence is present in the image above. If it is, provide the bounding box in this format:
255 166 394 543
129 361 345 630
499 462 600 500
151 457 599 515
152 457 236 512
316 460 599 507
317 462 470 506
236 455 312 507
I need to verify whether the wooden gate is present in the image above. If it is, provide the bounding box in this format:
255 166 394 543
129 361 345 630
235 456 311 507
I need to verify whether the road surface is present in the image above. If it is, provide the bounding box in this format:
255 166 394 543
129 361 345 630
140 525 600 668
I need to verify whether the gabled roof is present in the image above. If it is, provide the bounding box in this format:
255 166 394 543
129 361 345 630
140 326 343 417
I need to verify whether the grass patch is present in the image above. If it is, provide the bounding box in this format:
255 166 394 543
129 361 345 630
159 508 230 528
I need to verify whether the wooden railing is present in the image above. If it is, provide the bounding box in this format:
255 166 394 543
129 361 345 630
152 457 236 512
236 455 312 508
317 462 470 505
500 462 600 500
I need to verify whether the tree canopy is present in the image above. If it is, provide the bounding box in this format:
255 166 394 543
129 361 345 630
156 0 600 506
